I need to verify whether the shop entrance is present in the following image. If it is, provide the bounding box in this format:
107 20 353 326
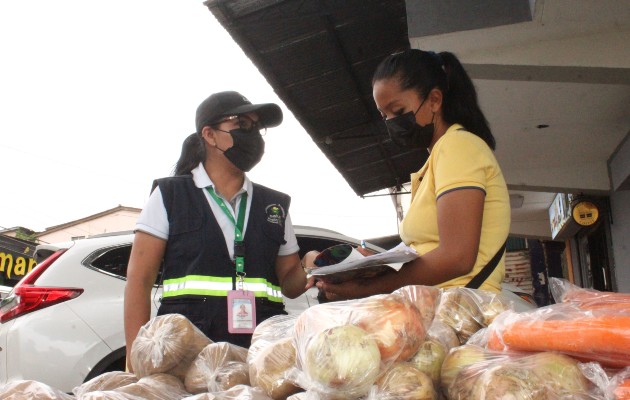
577 220 614 292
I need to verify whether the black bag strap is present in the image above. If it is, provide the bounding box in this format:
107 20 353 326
465 240 507 289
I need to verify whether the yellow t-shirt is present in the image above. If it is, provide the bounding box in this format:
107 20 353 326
400 124 510 292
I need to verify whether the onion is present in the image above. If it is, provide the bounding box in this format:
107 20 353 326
249 337 301 400
478 295 510 326
376 363 436 399
439 344 488 394
409 337 448 387
435 289 484 345
426 320 460 351
304 324 380 399
525 352 589 396
354 295 425 362
468 365 548 400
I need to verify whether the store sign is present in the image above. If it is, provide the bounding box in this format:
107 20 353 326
0 236 38 283
0 250 36 281
549 193 573 240
572 200 599 226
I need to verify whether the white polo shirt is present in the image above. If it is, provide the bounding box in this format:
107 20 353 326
136 163 300 259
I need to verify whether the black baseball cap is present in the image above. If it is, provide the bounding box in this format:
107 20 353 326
195 91 283 133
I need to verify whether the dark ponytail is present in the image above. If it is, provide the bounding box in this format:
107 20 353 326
373 49 496 150
438 52 494 149
173 133 206 176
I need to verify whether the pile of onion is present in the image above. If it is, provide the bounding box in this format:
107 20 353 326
354 294 426 363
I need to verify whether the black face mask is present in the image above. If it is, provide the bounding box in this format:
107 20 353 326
223 128 265 172
385 99 434 149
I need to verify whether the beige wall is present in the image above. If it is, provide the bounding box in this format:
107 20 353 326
37 209 140 244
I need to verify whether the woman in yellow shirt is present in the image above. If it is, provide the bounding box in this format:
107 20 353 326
314 49 510 299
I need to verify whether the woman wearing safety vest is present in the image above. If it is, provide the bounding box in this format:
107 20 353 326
124 91 315 366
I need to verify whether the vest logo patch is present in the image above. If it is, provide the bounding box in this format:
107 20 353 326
265 204 285 226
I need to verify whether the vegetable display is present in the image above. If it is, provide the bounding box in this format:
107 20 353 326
2 280 629 399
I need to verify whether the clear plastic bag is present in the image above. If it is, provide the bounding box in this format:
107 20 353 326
366 362 436 400
248 336 302 400
129 313 212 379
408 335 449 389
211 384 272 400
291 285 438 399
116 373 191 400
426 319 460 351
211 361 250 392
0 380 75 399
486 303 630 368
73 371 138 397
550 277 630 314
609 367 630 400
181 394 217 400
248 314 298 365
434 287 515 345
184 342 248 394
78 390 144 399
441 345 594 400
246 313 302 399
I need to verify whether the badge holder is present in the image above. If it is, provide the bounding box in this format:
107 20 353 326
209 191 256 334
228 273 256 334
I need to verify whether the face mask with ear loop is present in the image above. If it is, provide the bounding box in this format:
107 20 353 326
384 97 435 149
214 128 265 172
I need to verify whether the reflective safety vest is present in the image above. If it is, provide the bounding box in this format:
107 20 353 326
155 175 291 304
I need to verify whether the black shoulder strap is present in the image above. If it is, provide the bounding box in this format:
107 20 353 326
465 240 507 289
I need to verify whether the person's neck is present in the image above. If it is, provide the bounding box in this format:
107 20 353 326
205 163 245 201
428 117 449 153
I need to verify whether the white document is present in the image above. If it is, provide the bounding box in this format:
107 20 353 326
308 242 418 283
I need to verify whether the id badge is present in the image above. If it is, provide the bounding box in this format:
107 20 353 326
227 290 257 334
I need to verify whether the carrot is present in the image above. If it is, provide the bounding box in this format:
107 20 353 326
487 315 630 368
576 302 630 313
565 289 630 303
564 288 630 313
614 377 630 400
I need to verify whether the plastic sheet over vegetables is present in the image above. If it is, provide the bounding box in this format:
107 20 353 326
291 285 438 399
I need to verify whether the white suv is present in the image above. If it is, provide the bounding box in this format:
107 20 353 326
0 227 376 392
